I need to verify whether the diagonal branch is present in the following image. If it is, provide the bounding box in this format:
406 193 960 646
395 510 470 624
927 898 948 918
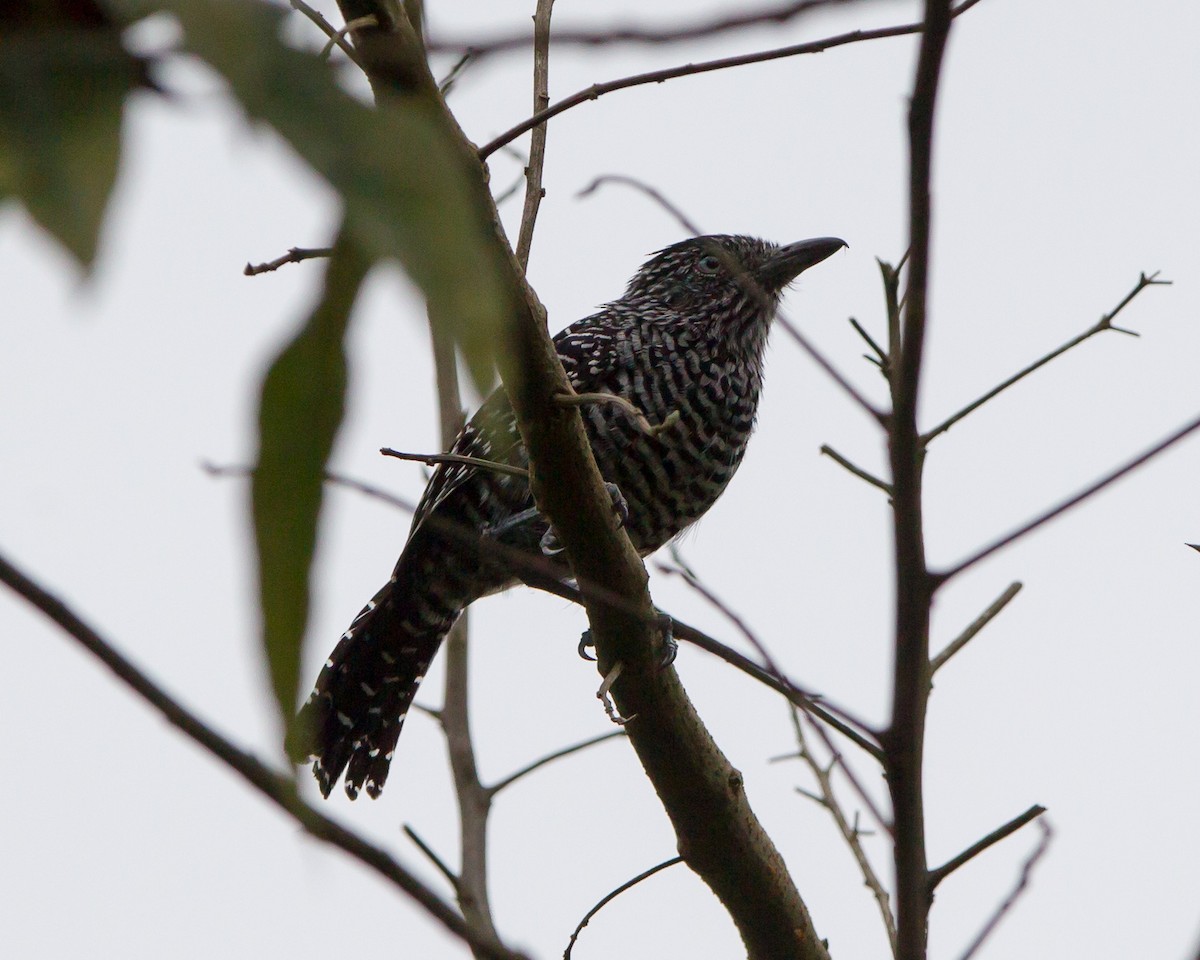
563 857 685 959
930 581 1022 673
928 804 1046 890
478 0 986 160
921 271 1170 443
956 819 1053 960
432 0 860 56
936 410 1200 583
0 549 528 960
487 730 625 796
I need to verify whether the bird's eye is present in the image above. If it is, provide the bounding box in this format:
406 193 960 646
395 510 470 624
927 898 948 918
697 255 722 274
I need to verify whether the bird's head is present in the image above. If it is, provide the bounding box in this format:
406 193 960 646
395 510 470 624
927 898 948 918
623 234 846 341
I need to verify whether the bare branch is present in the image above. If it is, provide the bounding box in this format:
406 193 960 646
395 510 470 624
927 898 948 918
928 804 1046 889
403 823 460 889
820 444 893 494
930 581 1022 673
849 316 889 371
668 614 884 761
885 3 955 958
243 246 332 276
515 0 556 270
433 0 860 57
577 175 704 235
937 411 1200 583
793 717 897 954
956 820 1053 960
380 446 530 479
0 550 528 960
488 730 626 796
563 857 685 959
478 0 986 160
921 272 1171 443
438 51 473 95
556 389 682 436
656 556 883 760
289 0 365 69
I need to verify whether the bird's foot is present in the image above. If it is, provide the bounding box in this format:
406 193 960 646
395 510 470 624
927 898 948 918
597 660 636 725
576 613 675 668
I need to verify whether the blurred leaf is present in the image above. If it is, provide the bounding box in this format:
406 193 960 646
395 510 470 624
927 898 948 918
0 25 140 268
253 226 371 728
130 0 512 392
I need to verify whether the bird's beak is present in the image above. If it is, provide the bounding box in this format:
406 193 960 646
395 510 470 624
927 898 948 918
758 237 847 289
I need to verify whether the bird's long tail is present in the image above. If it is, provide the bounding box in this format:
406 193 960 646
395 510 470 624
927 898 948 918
286 577 459 800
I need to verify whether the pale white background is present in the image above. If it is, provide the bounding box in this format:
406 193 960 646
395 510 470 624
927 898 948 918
3 1 1199 958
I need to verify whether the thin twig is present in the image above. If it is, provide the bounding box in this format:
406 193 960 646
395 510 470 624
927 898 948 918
820 444 893 494
438 51 472 95
657 555 883 759
793 716 897 953
380 446 530 479
930 582 1022 673
670 616 883 760
921 272 1170 443
955 820 1053 960
937 411 1200 583
289 0 365 69
487 731 625 796
433 0 858 57
320 15 379 61
478 0 986 160
515 0 556 270
556 390 681 436
563 857 685 959
243 246 333 276
808 713 893 840
403 824 460 889
929 805 1046 889
850 316 889 370
577 175 704 235
0 550 527 960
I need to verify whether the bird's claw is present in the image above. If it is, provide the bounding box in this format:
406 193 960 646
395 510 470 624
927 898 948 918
577 628 596 661
604 482 630 528
656 612 678 668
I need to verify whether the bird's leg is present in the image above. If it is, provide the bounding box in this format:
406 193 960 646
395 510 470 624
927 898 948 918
596 660 636 725
488 482 629 557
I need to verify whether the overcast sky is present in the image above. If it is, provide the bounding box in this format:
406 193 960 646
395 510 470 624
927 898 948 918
3 1 1199 958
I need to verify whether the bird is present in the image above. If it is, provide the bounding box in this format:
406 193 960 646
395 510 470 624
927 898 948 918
287 234 846 800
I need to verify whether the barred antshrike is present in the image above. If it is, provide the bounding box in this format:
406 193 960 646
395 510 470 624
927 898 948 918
288 234 845 799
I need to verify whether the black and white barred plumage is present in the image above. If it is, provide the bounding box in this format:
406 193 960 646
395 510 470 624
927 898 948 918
288 234 845 799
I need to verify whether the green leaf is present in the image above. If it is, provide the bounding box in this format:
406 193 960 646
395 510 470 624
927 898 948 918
0 28 137 268
252 226 371 729
145 0 513 392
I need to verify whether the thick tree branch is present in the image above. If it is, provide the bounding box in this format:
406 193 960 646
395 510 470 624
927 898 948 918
0 550 527 960
334 5 830 957
884 3 953 959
